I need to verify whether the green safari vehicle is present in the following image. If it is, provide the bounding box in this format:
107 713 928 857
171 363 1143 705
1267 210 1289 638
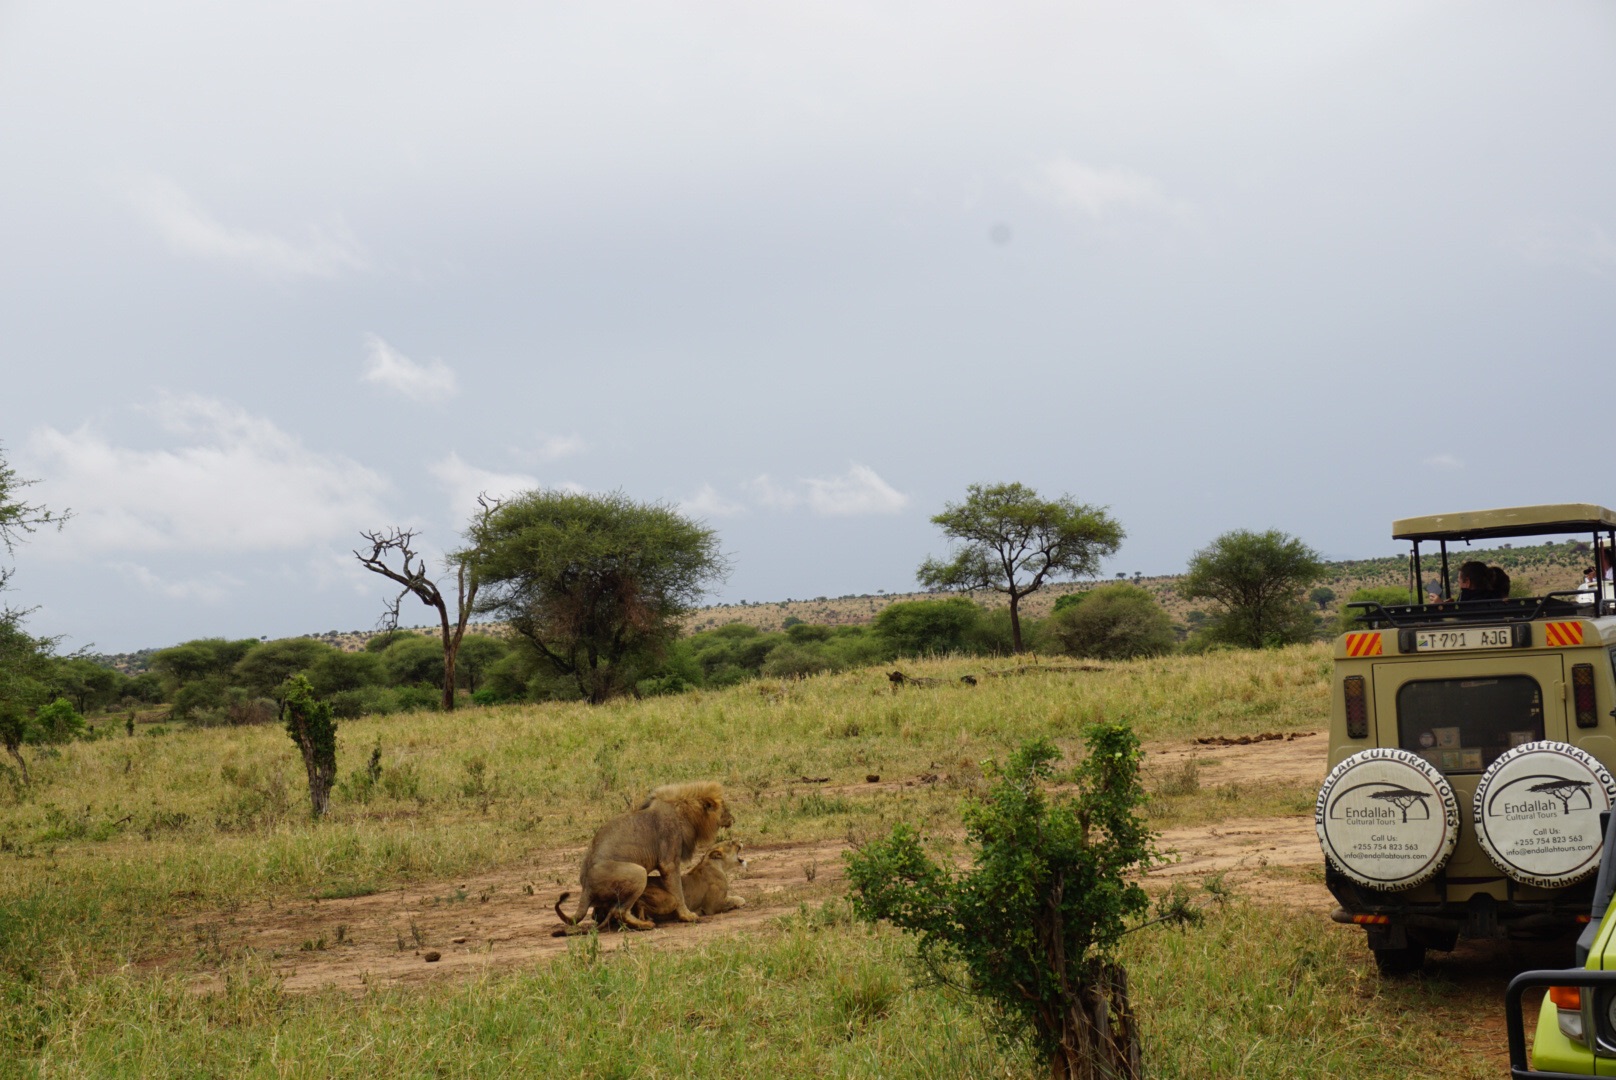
1506 815 1616 1076
1317 504 1616 976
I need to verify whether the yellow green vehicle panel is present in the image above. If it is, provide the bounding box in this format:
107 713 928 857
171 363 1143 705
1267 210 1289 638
1526 848 1616 1073
1533 1000 1598 1075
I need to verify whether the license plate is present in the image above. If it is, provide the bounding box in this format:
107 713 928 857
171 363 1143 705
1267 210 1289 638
1413 626 1514 652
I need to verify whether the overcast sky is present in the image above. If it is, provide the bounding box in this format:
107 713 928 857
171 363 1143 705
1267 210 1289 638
2 2 1612 653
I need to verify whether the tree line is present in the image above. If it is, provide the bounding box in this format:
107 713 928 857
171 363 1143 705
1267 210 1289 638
2 452 1335 769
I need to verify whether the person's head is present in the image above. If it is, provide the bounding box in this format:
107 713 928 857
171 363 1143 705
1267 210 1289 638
1489 566 1511 598
1458 560 1489 591
1586 567 1598 583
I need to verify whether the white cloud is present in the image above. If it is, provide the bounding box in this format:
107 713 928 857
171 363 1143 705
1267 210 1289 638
804 464 910 516
1423 453 1464 470
744 465 909 517
116 562 241 604
124 174 368 279
362 334 459 401
25 394 391 554
1503 218 1616 276
428 452 543 526
1029 158 1187 220
509 434 586 464
680 483 746 519
743 474 799 510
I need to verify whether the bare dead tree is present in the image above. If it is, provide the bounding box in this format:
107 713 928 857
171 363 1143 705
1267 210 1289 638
354 499 497 711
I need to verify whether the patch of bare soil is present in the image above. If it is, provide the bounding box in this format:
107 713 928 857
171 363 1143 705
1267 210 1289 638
1144 727 1327 790
176 731 1337 995
184 839 848 995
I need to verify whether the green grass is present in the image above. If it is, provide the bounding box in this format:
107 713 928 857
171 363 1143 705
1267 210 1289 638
5 643 1460 1078
1128 901 1496 1078
1 900 1499 1079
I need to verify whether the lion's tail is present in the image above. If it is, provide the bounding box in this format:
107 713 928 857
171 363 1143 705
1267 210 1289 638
554 891 580 926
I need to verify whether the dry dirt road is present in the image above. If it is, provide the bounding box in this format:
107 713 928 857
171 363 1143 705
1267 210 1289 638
174 730 1549 1073
182 731 1335 995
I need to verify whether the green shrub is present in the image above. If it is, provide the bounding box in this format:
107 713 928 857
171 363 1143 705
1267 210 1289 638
1336 586 1416 632
873 598 981 657
847 729 1191 1076
965 608 1023 656
761 644 832 679
1043 584 1175 660
27 699 85 745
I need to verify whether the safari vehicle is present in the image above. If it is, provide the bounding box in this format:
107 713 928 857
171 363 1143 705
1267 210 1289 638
1316 504 1616 976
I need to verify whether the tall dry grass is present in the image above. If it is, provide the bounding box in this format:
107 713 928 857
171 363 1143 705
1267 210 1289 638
7 643 1513 1079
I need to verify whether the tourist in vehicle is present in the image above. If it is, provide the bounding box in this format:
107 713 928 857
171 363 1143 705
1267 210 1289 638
1488 566 1511 600
1457 560 1491 601
1584 567 1598 587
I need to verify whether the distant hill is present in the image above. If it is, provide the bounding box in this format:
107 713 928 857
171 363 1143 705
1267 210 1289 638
92 539 1597 669
682 538 1595 635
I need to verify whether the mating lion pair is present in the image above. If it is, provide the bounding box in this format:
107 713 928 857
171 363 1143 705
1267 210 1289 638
553 780 745 933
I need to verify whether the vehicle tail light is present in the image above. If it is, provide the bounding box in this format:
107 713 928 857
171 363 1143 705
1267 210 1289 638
1550 985 1583 1011
1344 676 1368 739
1574 664 1598 728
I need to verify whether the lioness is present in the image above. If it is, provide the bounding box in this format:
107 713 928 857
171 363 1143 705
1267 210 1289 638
554 781 732 931
632 840 747 923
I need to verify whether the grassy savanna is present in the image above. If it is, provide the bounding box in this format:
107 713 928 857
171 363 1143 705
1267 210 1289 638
1 644 1502 1077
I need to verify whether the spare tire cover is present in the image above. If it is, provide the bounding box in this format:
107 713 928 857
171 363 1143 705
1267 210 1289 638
1315 748 1461 891
1472 741 1616 889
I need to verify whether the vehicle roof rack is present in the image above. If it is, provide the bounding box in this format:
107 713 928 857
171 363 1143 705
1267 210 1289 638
1345 591 1595 629
1392 503 1616 542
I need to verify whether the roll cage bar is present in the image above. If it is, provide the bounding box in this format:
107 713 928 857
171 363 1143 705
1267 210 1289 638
1352 505 1616 627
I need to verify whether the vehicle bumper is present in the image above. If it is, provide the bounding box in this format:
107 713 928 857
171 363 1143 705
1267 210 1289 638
1507 969 1616 1078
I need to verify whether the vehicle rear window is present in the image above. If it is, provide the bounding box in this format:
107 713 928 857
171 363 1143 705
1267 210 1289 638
1396 676 1544 774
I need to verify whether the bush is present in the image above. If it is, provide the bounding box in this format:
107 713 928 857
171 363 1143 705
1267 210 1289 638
761 644 832 679
391 685 440 712
28 698 85 744
685 625 781 684
1043 584 1175 661
380 636 444 688
847 729 1189 1077
1335 586 1416 632
873 598 981 658
307 649 385 697
966 608 1023 657
169 675 230 722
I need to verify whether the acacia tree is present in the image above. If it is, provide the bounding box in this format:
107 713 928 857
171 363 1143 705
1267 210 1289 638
0 446 67 783
354 498 495 711
1179 529 1324 649
918 483 1123 653
465 490 725 704
846 729 1195 1080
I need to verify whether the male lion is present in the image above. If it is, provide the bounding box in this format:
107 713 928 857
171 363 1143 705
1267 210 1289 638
632 840 747 923
553 781 732 932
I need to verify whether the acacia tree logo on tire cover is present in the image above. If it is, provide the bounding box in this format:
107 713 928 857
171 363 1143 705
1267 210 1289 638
1483 776 1594 819
1328 783 1432 824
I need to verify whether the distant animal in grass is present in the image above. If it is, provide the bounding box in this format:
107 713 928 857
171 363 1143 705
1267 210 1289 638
888 670 942 688
632 840 747 923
